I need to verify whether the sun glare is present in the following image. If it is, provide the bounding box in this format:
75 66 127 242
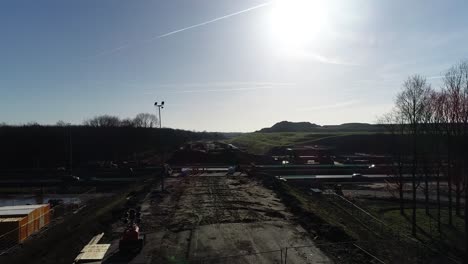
269 0 328 51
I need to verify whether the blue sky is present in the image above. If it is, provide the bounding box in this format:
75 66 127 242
1 0 467 132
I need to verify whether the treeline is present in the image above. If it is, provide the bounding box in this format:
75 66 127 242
2 113 160 128
381 60 468 248
0 117 223 170
82 113 159 128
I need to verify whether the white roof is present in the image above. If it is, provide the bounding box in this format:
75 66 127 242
0 204 47 210
0 217 24 222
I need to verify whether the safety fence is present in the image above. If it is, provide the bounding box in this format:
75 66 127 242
0 188 97 254
190 240 397 264
324 192 461 264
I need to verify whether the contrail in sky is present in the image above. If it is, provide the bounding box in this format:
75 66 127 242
87 2 270 59
153 2 271 39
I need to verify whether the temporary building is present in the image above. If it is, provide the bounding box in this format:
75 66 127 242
0 204 51 245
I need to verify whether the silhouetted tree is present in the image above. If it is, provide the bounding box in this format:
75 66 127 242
56 120 71 127
379 111 407 215
441 61 468 258
441 62 467 223
25 121 41 127
396 74 432 236
428 90 446 232
133 113 158 128
83 115 121 127
120 118 135 128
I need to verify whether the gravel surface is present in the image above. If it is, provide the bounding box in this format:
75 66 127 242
104 174 333 264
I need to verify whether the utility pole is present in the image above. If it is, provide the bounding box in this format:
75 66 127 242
69 125 73 175
154 101 165 128
154 101 166 191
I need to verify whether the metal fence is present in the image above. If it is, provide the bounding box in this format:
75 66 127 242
324 192 461 264
190 240 391 264
191 249 283 264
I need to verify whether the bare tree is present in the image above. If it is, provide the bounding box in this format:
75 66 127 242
133 113 158 128
379 110 407 215
83 115 121 127
442 62 467 223
56 120 71 127
25 121 41 127
428 90 446 232
420 104 433 216
120 118 135 127
82 113 158 128
456 62 468 225
461 62 468 260
396 74 432 236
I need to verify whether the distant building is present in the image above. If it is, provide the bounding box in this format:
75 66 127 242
270 145 334 165
291 145 334 165
337 153 390 165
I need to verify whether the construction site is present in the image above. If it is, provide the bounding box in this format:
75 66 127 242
120 170 332 264
0 141 464 264
0 169 333 264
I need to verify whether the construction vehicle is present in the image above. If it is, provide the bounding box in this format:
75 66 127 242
119 209 144 253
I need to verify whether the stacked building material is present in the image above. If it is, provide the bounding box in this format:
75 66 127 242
0 204 50 245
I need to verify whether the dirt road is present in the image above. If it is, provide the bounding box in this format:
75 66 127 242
104 174 332 264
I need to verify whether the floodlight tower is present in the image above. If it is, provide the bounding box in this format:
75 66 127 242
154 101 164 128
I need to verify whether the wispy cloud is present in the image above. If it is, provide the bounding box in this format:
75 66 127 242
151 81 293 88
143 81 294 94
169 86 278 94
153 2 271 39
287 49 359 66
307 52 359 66
427 75 445 80
297 100 359 112
83 45 128 60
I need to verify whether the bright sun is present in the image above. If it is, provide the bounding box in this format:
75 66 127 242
269 0 328 51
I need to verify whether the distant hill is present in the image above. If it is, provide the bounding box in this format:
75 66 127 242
258 121 383 133
258 121 320 132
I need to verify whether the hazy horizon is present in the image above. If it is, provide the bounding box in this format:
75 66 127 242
1 0 467 132
0 118 381 133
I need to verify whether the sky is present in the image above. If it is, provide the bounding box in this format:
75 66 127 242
1 0 467 132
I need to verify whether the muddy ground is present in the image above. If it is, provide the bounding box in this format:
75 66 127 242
102 174 333 264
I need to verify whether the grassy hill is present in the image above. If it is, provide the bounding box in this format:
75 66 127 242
227 132 391 155
226 132 344 154
258 121 384 133
229 121 387 155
